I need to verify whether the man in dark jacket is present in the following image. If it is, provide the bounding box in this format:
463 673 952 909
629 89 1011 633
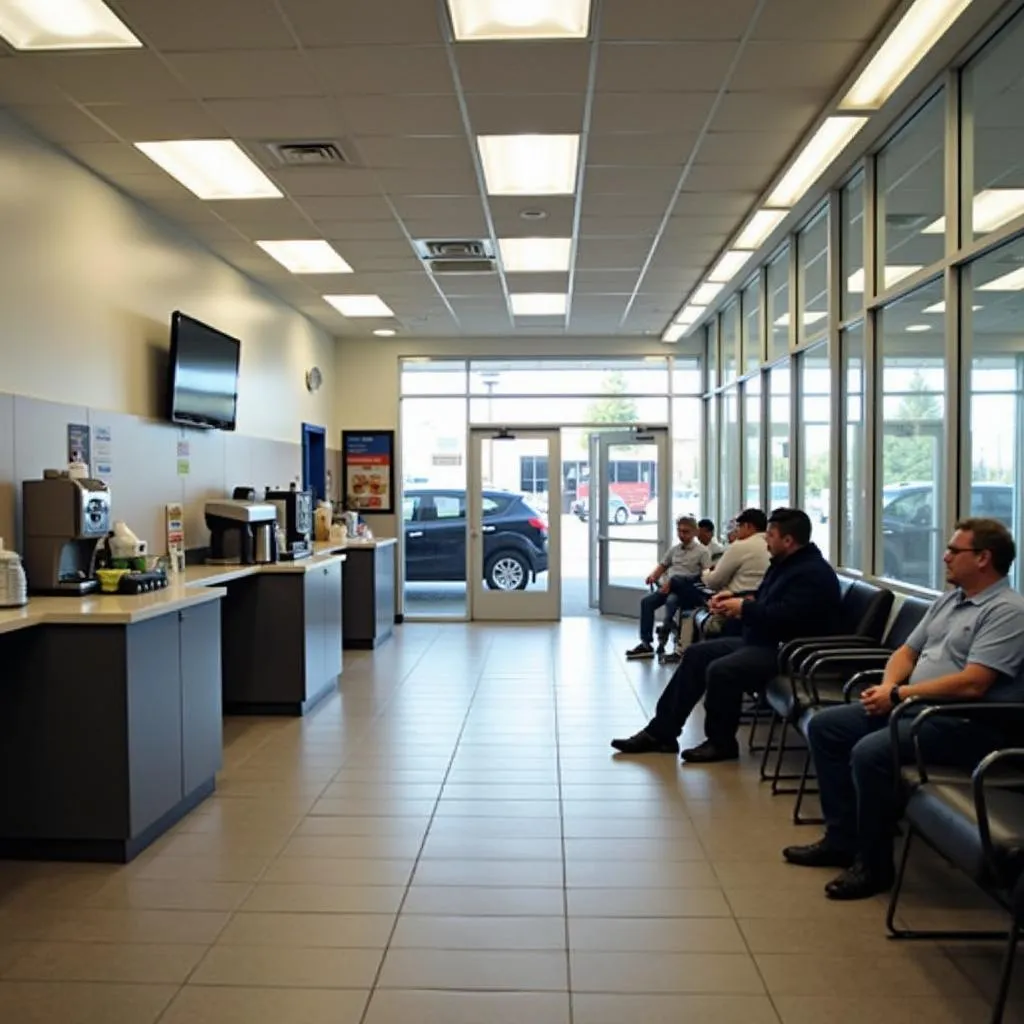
611 508 841 763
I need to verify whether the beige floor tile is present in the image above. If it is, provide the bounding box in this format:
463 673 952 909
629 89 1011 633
434 801 561 819
391 914 566 950
566 859 718 889
772 995 994 1024
563 838 707 862
83 880 252 912
562 818 694 839
240 883 404 914
363 988 570 1024
310 798 437 817
570 951 764 994
572 993 782 1024
567 887 730 918
378 948 568 991
279 834 424 858
420 836 563 860
217 912 394 948
412 859 564 888
144 831 288 859
0 944 22 973
158 985 368 1024
261 857 415 886
318 783 443 800
124 854 270 883
43 908 230 945
190 945 382 988
725 887 890 921
428 817 563 839
755 952 978 997
402 886 565 917
0 980 177 1024
568 917 746 953
2 941 206 984
291 816 430 837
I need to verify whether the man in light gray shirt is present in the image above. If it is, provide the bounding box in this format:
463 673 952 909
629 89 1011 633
703 508 770 594
627 516 710 659
784 517 1024 901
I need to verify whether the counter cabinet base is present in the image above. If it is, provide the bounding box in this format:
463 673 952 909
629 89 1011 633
224 675 337 717
341 544 396 651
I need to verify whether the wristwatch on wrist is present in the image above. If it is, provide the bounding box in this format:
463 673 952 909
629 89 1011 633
890 685 903 706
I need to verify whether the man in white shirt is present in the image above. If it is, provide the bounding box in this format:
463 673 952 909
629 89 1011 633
698 519 726 562
627 516 710 660
703 508 770 594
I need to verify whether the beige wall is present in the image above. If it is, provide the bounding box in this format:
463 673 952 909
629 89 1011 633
0 110 338 556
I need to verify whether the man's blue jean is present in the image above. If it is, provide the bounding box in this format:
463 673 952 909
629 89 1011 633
807 702 1004 871
638 575 707 644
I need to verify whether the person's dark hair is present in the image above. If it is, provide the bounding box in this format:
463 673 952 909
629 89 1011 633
767 507 812 546
697 518 715 534
955 517 1016 576
735 508 768 532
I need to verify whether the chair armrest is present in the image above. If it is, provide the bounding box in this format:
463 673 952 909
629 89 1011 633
804 652 893 702
778 634 876 670
843 668 885 700
972 748 1024 872
803 648 892 676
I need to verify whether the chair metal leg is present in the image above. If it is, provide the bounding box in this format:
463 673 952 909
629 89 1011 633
770 719 792 794
792 749 823 825
991 917 1021 1024
747 700 762 752
758 713 779 781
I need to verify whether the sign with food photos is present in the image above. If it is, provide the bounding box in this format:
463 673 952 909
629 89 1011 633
342 431 395 514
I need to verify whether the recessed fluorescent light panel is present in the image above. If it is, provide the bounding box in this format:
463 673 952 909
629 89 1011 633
662 324 685 343
373 329 397 337
978 267 1024 292
0 0 141 49
767 117 868 208
846 265 923 293
499 237 572 273
708 250 754 284
674 305 706 326
510 293 567 316
922 189 1024 235
257 240 352 274
691 282 724 306
736 209 789 249
841 0 975 110
324 294 395 317
478 135 580 195
447 0 591 40
135 140 281 200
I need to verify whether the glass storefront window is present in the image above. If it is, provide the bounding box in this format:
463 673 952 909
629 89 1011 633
963 11 1024 243
721 300 739 385
878 278 946 589
706 395 719 526
722 389 741 524
841 174 865 321
742 274 762 373
706 321 719 391
744 373 762 510
469 359 669 396
767 247 790 362
401 360 467 395
965 236 1024 590
799 344 831 561
672 356 702 394
671 397 703 521
841 323 865 570
797 207 829 345
769 361 791 508
875 91 945 291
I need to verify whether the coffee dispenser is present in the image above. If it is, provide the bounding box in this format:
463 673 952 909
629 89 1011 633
204 500 279 565
265 484 313 560
22 475 112 595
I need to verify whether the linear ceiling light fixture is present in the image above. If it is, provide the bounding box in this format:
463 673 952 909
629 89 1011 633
708 250 754 284
841 0 975 110
510 293 567 316
135 140 281 200
478 134 580 195
447 0 591 40
498 237 572 272
324 294 395 317
735 209 789 249
661 324 685 343
257 240 352 274
690 282 725 307
0 0 141 49
767 116 868 208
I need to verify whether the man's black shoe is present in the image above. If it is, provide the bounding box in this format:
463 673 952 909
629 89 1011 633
824 860 895 900
680 740 739 763
782 838 856 869
626 643 655 660
610 730 679 755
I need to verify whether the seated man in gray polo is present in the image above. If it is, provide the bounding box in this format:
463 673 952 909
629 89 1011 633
783 517 1024 901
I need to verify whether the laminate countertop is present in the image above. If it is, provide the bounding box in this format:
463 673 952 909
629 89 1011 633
0 551 347 636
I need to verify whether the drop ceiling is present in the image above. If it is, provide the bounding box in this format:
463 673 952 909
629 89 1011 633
0 0 907 337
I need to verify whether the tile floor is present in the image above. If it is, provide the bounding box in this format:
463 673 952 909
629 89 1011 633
0 617 1019 1023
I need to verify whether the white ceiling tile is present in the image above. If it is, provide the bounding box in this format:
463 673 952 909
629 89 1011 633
671 191 756 218
295 195 396 221
729 41 863 92
466 93 584 134
84 101 225 140
712 90 820 134
580 191 672 218
500 272 569 293
205 98 342 138
354 135 471 169
339 94 464 135
280 0 445 46
401 215 493 239
696 130 796 166
63 141 157 176
591 92 716 134
587 133 697 166
596 43 737 92
390 195 486 226
0 58 66 103
163 51 322 100
116 0 296 50
18 52 189 104
661 214 747 239
601 0 759 40
574 270 643 293
754 0 899 42
579 215 663 237
683 163 773 192
584 166 680 194
575 237 654 270
308 47 453 96
209 199 313 229
317 219 410 241
456 42 590 94
342 240 416 259
11 104 119 143
377 166 479 195
268 166 382 197
488 195 575 226
438 276 506 298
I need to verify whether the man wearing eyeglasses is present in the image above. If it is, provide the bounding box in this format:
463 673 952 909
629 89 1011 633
783 517 1024 901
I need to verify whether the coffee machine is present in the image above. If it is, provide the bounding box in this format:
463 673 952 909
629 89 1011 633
22 475 112 595
265 484 312 561
204 500 279 565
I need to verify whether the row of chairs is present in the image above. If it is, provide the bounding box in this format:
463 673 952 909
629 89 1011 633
692 578 1024 1023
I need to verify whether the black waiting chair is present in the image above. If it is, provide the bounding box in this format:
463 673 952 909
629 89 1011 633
886 701 1024 1023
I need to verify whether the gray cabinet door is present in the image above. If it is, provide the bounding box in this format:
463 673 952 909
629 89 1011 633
323 560 343 684
303 568 325 700
180 603 223 794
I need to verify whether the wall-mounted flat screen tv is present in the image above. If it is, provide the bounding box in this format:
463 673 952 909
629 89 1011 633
167 311 241 431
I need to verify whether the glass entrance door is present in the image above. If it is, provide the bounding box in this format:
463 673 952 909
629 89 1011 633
592 428 670 618
468 427 561 621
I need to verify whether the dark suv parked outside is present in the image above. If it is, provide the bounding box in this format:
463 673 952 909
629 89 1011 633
404 488 549 591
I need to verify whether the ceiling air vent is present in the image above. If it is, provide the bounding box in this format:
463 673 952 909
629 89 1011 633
264 141 352 167
414 239 497 275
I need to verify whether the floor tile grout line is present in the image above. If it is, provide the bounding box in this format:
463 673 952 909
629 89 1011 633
552 638 575 1024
